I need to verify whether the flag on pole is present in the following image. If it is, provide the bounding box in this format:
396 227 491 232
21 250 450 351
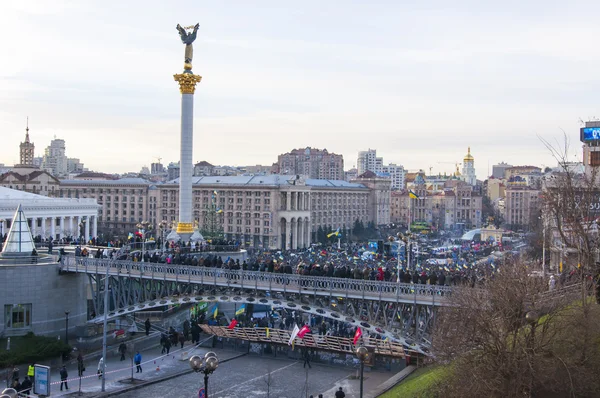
235 304 246 316
327 229 340 238
288 324 300 346
265 327 270 338
353 327 362 345
211 304 218 319
408 190 420 199
227 319 238 329
297 325 310 338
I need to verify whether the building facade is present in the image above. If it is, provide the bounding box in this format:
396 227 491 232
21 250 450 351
504 183 541 230
18 124 35 167
381 163 407 190
0 187 99 241
276 148 344 180
357 149 383 175
59 178 153 238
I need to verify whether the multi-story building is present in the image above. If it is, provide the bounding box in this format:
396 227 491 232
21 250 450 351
276 147 344 180
381 163 407 190
492 162 513 179
357 149 383 175
485 177 505 202
344 168 358 182
391 178 482 231
194 161 215 176
67 158 85 174
59 178 153 238
167 162 180 181
41 138 68 178
18 123 35 167
504 182 541 230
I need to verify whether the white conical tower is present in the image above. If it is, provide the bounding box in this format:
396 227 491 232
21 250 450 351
1 204 36 257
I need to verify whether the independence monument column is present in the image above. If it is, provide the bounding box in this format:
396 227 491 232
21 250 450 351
173 23 202 241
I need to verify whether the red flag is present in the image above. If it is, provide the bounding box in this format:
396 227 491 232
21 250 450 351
227 319 238 329
353 327 362 345
297 325 310 338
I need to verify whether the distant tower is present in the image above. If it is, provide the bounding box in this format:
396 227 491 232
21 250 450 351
462 147 477 185
19 118 35 166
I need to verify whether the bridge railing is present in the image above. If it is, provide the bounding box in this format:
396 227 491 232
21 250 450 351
61 256 453 301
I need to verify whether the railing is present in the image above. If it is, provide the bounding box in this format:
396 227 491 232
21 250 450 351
60 256 453 304
0 254 58 265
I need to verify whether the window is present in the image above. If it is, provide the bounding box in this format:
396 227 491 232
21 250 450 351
5 304 32 329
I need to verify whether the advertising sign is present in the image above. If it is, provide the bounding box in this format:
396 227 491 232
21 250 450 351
34 364 51 396
581 127 600 142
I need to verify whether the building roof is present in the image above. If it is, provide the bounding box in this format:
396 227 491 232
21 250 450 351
1 204 35 256
195 161 214 167
0 170 60 183
0 186 55 201
61 178 151 186
164 175 367 189
73 172 118 180
464 147 474 162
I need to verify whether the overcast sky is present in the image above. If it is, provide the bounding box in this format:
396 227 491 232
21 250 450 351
1 0 597 179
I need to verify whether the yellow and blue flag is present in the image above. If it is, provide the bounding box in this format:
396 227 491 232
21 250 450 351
216 208 223 214
327 229 340 238
408 190 420 199
211 304 218 319
265 327 270 338
235 304 246 316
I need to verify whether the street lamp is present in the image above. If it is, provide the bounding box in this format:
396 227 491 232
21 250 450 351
0 218 4 251
398 231 414 271
135 221 151 262
355 346 369 398
388 235 401 283
159 220 168 250
189 352 219 398
64 311 70 346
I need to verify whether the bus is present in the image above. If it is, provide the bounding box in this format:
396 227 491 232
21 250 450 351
410 221 432 234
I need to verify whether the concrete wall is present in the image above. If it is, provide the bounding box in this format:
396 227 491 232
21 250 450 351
0 263 88 338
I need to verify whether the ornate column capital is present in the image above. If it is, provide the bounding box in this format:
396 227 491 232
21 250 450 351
174 73 202 94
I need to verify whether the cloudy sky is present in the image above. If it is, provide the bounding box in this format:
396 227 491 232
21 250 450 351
1 0 597 179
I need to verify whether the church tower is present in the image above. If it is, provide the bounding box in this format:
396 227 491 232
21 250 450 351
18 119 35 166
461 147 477 185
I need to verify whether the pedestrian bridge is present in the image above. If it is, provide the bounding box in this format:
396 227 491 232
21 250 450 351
59 256 454 355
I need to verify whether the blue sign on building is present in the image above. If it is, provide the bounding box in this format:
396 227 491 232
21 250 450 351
581 127 600 141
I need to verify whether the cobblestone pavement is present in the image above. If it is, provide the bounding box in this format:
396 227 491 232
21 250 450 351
114 355 393 398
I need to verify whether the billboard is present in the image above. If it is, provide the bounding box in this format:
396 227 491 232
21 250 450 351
34 364 51 396
581 127 600 142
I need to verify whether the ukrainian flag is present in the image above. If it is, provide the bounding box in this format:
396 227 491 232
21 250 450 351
211 304 218 319
235 304 245 316
408 190 420 199
216 208 223 214
213 190 218 195
327 229 340 238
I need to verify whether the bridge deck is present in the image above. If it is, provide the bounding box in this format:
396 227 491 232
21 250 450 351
61 257 452 306
199 325 410 358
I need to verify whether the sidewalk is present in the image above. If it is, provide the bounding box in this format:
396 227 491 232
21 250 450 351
45 340 243 397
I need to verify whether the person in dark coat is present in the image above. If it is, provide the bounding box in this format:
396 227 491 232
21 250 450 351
59 365 69 391
118 342 127 361
145 318 151 335
20 377 32 395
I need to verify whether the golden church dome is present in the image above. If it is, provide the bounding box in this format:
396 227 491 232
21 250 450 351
464 146 474 162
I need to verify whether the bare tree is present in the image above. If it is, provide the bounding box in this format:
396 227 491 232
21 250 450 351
432 256 600 397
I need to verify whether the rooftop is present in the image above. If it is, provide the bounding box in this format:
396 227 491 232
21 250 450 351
164 175 367 189
61 177 151 186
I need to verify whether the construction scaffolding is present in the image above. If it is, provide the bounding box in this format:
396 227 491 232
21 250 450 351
200 325 412 358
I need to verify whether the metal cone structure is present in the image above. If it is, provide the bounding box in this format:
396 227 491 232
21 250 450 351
1 204 35 257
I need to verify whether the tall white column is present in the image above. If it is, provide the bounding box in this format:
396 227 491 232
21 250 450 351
286 192 291 211
41 217 46 239
93 216 98 239
291 219 297 250
59 217 65 239
85 218 90 242
298 219 304 249
174 73 201 240
306 219 311 247
50 217 56 240
30 218 36 237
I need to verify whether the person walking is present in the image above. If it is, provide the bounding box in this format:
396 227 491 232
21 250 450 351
145 318 151 336
178 333 185 349
97 357 105 379
27 363 35 386
134 351 142 373
59 365 69 391
119 342 127 361
302 349 312 369
77 352 85 377
335 387 346 398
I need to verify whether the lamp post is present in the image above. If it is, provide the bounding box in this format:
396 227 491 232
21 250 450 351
398 231 413 271
355 346 368 398
159 220 168 250
389 235 401 282
189 352 219 398
64 311 70 346
0 218 4 251
135 221 151 262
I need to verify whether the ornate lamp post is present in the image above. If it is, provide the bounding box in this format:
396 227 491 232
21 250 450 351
398 231 414 271
159 220 168 250
355 346 369 398
189 352 219 398
135 221 151 262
